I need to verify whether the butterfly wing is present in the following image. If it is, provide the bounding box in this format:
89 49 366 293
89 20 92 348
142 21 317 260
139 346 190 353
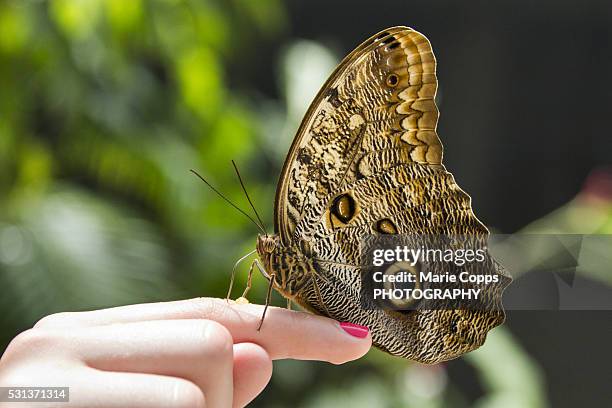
292 163 509 362
274 27 443 245
273 27 509 362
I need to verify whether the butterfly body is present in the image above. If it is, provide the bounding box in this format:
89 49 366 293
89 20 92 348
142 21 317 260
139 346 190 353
255 27 510 363
257 235 315 298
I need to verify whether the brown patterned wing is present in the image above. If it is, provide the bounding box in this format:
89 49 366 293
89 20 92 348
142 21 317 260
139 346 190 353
290 164 509 363
272 27 509 362
274 26 443 245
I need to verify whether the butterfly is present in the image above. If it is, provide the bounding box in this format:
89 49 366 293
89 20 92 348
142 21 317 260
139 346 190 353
223 26 510 363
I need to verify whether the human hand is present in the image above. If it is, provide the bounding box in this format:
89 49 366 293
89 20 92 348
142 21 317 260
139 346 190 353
0 298 371 408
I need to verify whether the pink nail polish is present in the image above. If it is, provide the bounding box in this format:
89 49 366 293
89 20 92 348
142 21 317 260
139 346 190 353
339 322 369 338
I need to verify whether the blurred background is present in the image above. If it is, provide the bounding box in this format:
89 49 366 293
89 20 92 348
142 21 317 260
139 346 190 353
0 0 611 407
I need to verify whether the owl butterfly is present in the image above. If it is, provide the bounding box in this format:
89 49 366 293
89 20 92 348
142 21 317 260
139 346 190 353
244 26 509 363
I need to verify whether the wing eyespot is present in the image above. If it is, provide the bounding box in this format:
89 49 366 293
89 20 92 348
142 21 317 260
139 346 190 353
375 218 398 234
386 73 399 87
331 193 356 223
381 261 420 308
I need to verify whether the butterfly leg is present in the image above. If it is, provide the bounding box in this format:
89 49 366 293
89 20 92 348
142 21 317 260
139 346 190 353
287 299 292 310
240 260 256 299
226 249 256 302
257 271 275 331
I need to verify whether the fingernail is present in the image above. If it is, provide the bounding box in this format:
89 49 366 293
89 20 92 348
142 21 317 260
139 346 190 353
339 322 369 338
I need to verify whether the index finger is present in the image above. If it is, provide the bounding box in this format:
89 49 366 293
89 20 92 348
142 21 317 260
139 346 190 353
35 298 372 364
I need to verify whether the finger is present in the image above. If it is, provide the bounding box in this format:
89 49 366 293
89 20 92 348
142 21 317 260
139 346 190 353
61 319 233 408
228 302 372 364
72 367 206 408
231 343 272 408
36 298 372 364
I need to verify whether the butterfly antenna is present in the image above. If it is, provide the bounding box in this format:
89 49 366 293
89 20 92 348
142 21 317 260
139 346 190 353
190 169 266 235
231 160 268 235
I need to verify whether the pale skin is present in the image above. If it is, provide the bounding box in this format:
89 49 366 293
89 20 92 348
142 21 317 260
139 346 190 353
0 298 371 408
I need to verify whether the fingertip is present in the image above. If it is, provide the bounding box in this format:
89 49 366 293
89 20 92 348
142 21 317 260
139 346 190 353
205 302 372 365
232 343 273 408
339 322 370 339
329 321 372 365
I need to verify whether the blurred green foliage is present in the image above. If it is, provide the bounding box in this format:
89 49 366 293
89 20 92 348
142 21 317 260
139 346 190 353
0 0 287 328
6 1 609 406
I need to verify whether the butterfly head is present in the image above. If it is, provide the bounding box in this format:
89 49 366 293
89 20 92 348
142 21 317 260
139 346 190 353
256 234 279 256
256 234 281 276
